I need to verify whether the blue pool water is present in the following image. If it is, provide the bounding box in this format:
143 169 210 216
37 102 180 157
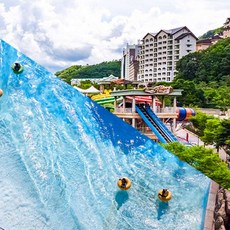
0 40 210 230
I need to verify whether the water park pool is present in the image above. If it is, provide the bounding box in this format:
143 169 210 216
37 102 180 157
0 40 210 230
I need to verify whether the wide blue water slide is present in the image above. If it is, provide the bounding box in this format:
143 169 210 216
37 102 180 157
135 104 177 143
145 104 178 142
135 105 167 143
0 40 210 230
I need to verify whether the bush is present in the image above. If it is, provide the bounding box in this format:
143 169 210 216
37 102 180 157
163 142 230 190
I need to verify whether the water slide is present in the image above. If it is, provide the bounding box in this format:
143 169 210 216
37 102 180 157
94 96 123 106
94 96 115 105
136 104 178 143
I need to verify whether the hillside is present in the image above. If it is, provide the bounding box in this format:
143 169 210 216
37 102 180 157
175 37 230 83
172 37 230 108
55 60 121 84
199 27 224 39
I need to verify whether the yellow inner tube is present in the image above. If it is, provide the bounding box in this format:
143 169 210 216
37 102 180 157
158 189 172 202
117 177 131 190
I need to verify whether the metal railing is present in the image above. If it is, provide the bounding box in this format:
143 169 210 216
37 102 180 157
115 107 175 113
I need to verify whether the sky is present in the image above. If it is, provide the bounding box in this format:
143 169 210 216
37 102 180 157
0 0 229 73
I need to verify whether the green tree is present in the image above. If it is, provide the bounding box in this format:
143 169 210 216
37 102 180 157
212 86 230 112
175 52 201 82
189 112 213 137
172 79 205 107
163 142 230 190
202 117 221 148
215 119 230 155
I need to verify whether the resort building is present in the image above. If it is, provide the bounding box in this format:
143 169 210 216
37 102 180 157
196 34 223 51
120 43 141 81
137 27 197 83
223 17 230 38
71 74 118 86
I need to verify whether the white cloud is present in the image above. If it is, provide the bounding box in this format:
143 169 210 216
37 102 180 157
0 0 229 73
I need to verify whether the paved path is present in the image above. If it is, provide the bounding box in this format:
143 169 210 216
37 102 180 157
175 126 227 161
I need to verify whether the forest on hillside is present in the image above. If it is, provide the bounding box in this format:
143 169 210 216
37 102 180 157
171 37 230 110
55 60 121 84
199 27 224 39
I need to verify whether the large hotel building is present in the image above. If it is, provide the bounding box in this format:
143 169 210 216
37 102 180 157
121 26 197 83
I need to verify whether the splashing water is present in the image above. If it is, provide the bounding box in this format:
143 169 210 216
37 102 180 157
0 40 210 230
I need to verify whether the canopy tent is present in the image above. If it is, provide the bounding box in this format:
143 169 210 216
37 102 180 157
74 86 87 93
84 86 100 94
74 86 100 94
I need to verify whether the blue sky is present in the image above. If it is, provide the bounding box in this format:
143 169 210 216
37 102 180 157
0 0 229 73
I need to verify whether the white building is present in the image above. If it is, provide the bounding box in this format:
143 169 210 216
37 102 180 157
121 43 141 80
135 26 197 83
71 74 118 85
